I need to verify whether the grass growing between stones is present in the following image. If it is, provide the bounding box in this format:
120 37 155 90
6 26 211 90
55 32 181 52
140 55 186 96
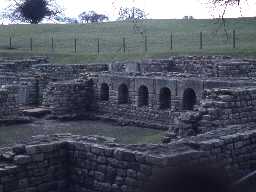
0 119 164 147
0 18 256 63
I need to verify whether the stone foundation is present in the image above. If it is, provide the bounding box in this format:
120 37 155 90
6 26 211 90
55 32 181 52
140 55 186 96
1 125 256 192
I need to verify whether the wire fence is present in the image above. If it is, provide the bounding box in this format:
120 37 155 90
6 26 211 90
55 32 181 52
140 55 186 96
0 30 255 55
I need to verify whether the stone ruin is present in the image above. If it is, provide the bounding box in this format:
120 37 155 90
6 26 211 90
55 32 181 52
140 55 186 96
1 56 256 191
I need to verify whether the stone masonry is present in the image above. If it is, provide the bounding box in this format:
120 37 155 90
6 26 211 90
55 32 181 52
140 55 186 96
0 125 256 192
1 56 256 130
0 56 256 191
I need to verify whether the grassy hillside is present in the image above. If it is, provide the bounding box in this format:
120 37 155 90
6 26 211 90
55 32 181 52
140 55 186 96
0 18 256 63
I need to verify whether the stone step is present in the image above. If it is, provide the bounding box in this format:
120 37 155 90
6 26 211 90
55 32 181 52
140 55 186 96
22 108 51 118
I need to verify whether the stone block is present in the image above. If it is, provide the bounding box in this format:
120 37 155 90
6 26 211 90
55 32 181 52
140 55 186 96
14 155 31 165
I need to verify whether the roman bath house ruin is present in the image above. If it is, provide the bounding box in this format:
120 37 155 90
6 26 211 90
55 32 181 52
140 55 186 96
0 56 256 191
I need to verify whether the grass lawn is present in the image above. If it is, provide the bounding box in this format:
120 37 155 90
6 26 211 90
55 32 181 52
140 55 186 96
0 18 256 63
0 119 164 147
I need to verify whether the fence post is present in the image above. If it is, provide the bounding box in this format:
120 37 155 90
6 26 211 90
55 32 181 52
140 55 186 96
30 38 33 51
170 33 173 50
97 39 100 55
74 38 77 53
51 37 54 52
9 37 12 49
200 32 203 49
123 37 126 53
144 35 148 52
233 30 236 49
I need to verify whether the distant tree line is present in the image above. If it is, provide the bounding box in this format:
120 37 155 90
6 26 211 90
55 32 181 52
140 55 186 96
54 11 109 24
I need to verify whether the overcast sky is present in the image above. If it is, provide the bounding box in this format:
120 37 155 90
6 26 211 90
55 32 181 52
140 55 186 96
1 0 256 20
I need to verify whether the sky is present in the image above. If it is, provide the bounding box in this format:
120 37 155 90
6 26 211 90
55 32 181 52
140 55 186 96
58 0 256 19
1 0 256 21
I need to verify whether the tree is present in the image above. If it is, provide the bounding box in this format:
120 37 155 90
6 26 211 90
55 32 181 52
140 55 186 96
94 14 109 23
118 7 147 21
78 11 109 23
4 0 62 24
209 0 242 18
78 12 91 23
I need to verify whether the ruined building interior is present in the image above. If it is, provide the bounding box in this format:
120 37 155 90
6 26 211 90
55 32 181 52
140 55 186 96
0 56 256 191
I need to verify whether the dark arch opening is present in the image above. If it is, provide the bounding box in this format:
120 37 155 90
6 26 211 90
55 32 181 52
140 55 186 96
159 87 171 110
100 83 109 101
183 88 197 110
118 84 129 104
138 85 149 107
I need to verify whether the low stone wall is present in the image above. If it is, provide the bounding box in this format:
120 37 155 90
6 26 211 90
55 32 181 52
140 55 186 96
97 102 179 129
181 124 256 177
0 57 48 73
42 79 96 117
69 126 256 192
33 63 108 81
167 56 256 78
110 56 256 78
110 59 176 73
1 126 256 192
68 140 204 192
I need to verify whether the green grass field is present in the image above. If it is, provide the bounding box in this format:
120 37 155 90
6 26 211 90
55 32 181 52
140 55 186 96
0 18 256 63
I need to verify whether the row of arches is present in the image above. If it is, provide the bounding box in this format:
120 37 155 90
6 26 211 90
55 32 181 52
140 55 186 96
100 83 197 110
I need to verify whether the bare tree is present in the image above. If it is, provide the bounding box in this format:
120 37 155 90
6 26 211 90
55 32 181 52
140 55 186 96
210 0 241 18
118 7 147 21
208 0 244 37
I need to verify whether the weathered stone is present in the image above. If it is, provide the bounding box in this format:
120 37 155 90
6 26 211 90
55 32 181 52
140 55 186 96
12 145 26 155
14 155 31 165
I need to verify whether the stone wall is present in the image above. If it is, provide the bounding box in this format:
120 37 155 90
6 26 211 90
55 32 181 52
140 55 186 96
33 63 108 81
0 57 48 73
42 79 96 118
199 87 256 132
181 124 256 177
165 86 256 140
69 126 256 192
68 140 205 192
0 75 19 86
0 85 18 117
0 140 68 192
94 73 256 129
17 78 39 106
110 59 176 73
110 56 256 78
1 127 256 192
170 56 256 78
0 58 108 108
98 102 180 129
